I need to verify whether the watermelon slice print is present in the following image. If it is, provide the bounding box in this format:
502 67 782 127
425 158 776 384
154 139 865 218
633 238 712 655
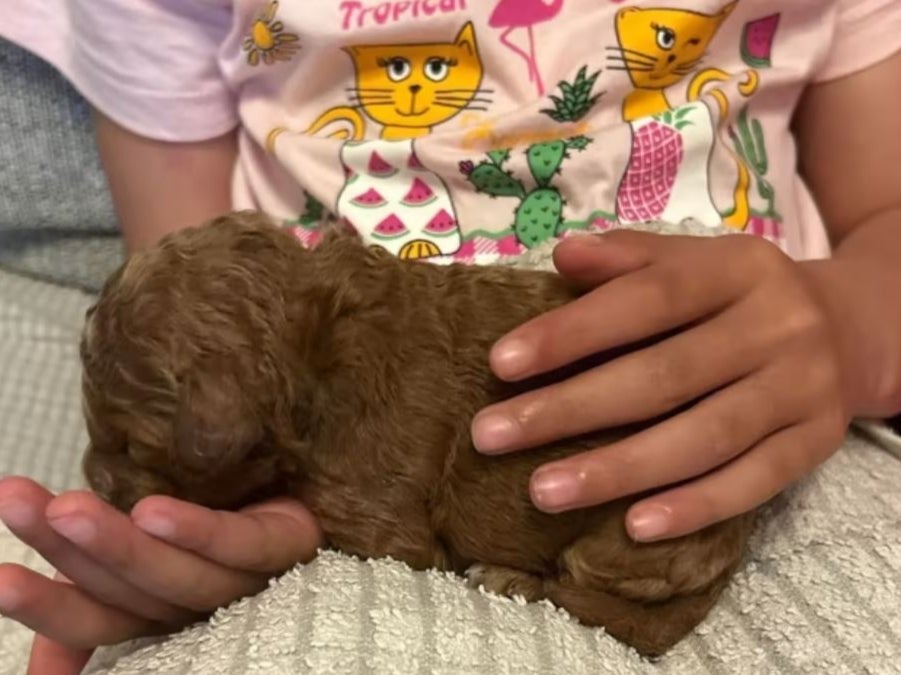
423 209 457 236
372 214 409 239
741 14 780 68
342 163 359 184
368 151 397 178
408 152 426 171
401 178 437 207
616 110 689 222
350 187 387 208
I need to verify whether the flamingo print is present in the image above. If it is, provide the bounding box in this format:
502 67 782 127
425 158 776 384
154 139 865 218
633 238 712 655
489 0 564 96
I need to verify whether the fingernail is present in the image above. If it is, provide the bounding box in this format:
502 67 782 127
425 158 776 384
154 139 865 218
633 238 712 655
472 414 519 453
0 499 35 530
531 468 582 512
48 516 97 544
628 504 673 542
492 338 533 378
134 514 175 539
0 586 20 613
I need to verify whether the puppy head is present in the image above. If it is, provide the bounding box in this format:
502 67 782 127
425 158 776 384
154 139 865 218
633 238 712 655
80 212 315 511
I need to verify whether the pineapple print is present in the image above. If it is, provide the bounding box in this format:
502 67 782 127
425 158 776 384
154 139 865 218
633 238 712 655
615 101 722 228
540 66 603 124
460 67 602 248
336 139 462 260
616 108 689 222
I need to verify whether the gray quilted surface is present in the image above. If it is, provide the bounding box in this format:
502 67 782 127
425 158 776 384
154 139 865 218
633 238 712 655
0 38 123 292
0 269 92 675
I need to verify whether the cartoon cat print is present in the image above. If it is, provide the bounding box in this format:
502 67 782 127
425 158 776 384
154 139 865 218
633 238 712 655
268 23 488 260
610 2 761 230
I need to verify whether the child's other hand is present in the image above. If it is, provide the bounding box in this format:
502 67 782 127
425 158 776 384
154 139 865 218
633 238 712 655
472 231 851 542
0 477 322 675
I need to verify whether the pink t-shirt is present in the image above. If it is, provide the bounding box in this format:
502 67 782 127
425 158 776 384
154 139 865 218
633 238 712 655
4 0 901 263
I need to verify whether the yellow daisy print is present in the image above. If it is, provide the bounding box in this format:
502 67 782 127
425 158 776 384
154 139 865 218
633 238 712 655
243 1 300 66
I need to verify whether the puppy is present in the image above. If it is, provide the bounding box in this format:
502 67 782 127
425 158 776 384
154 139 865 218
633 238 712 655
80 211 755 656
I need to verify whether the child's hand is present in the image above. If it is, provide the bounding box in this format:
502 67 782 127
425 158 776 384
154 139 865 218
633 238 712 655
0 477 322 675
472 231 852 542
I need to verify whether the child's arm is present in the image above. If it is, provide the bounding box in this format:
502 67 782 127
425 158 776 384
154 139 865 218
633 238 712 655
792 54 901 417
470 50 901 542
92 109 237 252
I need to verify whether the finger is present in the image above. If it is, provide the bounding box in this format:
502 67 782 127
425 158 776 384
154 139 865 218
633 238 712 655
27 635 93 675
494 232 788 382
45 491 268 613
551 234 651 288
526 366 802 513
474 302 768 454
131 496 322 573
553 230 741 286
0 478 187 624
0 563 156 649
490 255 742 383
626 418 843 541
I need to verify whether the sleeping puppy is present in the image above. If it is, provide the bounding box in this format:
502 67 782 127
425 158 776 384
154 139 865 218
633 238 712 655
79 211 755 656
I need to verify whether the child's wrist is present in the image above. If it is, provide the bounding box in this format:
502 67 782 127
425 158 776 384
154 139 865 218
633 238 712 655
799 257 901 418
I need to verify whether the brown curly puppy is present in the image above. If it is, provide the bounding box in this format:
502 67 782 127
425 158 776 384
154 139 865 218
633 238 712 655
80 211 755 656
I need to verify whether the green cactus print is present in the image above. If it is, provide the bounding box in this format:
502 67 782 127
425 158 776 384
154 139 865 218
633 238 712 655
459 66 603 248
514 188 564 245
730 107 779 220
467 162 526 199
527 140 567 186
734 108 767 174
463 135 592 248
297 194 338 227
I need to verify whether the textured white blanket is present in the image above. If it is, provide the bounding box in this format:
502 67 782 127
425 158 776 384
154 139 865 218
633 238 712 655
1 222 900 674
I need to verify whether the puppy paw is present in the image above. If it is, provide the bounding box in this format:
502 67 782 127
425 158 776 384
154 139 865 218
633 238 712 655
464 563 545 602
464 563 489 589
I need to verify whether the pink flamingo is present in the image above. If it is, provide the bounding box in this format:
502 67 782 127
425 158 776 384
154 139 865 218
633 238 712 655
489 0 564 96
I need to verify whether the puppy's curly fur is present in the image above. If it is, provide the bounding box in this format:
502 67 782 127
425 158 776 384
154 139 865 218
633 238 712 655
80 212 755 656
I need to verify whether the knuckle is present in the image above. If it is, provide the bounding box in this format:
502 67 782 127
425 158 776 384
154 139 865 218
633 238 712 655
111 530 141 572
644 265 686 314
0 563 32 594
643 351 693 411
514 393 559 440
692 490 728 530
665 487 726 537
734 232 787 271
177 569 225 612
190 510 221 557
238 514 277 571
763 434 820 489
700 413 743 465
818 406 850 445
585 447 639 500
47 490 103 522
801 359 845 408
784 302 830 344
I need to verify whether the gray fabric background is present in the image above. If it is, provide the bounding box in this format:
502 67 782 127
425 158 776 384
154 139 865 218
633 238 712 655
0 37 122 292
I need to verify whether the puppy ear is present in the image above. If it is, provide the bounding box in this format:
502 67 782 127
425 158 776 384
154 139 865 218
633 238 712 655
172 368 265 474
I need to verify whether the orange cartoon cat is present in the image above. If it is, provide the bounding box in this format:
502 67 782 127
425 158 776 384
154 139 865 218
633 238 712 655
269 22 485 145
610 2 761 229
267 23 487 261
